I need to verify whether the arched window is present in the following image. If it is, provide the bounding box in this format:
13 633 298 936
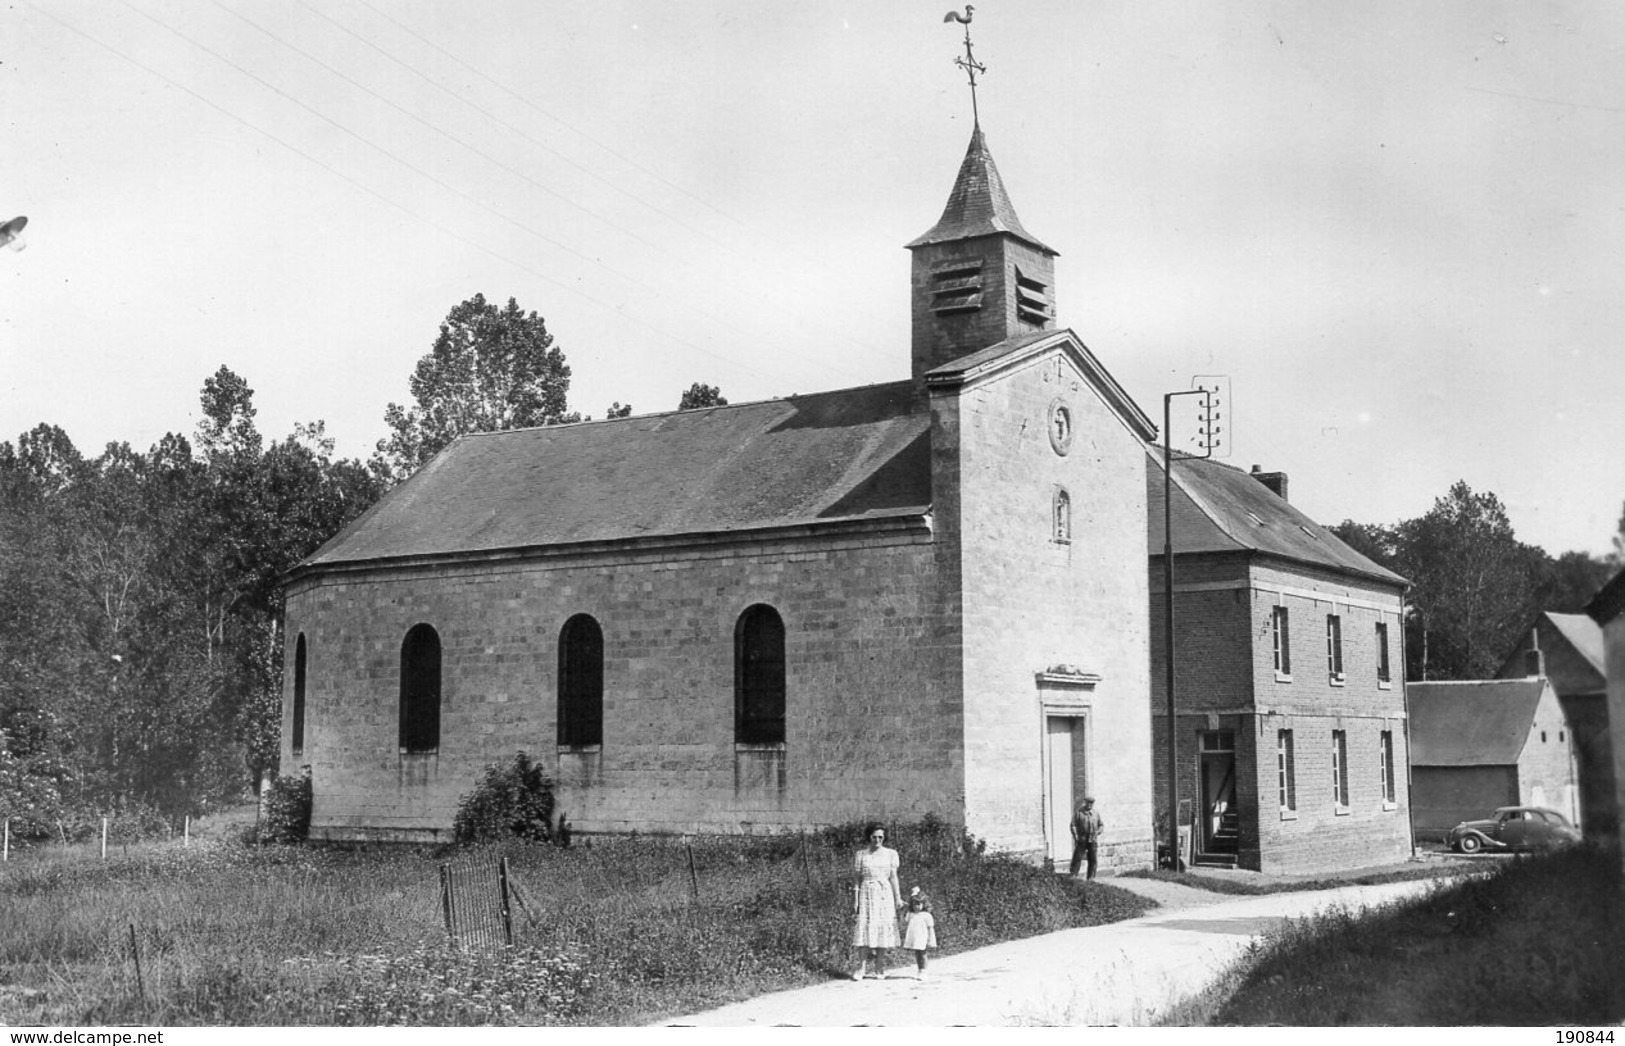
735 604 786 745
399 623 442 753
292 633 307 754
558 614 604 747
1053 487 1072 543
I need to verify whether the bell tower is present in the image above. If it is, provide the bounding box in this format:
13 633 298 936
906 128 1058 389
908 10 1058 395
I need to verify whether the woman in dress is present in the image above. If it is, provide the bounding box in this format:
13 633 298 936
850 822 903 979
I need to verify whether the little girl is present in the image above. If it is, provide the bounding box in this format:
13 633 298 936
901 886 937 980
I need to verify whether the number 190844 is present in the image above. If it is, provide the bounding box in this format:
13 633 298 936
1557 1032 1614 1043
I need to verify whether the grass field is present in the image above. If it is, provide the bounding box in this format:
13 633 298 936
0 818 1152 1026
1161 844 1625 1026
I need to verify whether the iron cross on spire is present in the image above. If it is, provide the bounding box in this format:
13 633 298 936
943 6 985 126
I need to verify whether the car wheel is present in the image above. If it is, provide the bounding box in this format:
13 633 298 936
1458 835 1482 854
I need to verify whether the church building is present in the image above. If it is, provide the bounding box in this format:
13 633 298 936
280 125 1161 871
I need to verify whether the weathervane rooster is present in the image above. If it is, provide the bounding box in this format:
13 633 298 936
943 7 985 126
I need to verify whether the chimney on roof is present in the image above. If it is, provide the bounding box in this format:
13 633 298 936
1524 628 1545 678
1249 464 1289 502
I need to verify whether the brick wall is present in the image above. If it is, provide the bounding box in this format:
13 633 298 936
945 346 1155 871
1148 554 1412 872
283 522 965 842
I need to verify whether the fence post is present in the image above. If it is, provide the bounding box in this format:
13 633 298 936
129 923 145 1005
3 817 9 862
801 831 812 889
498 857 515 947
101 818 108 860
685 838 700 899
439 864 456 944
184 815 190 849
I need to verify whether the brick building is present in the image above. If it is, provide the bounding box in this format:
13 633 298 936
1408 678 1578 836
1147 456 1412 873
280 128 1160 870
1496 613 1615 838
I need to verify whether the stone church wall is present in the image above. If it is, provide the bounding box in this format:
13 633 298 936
282 522 963 842
943 347 1156 870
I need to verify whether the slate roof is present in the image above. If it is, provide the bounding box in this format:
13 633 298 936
905 128 1056 254
1145 452 1406 587
298 380 931 572
1409 679 1548 766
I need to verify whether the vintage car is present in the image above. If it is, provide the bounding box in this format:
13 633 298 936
1446 806 1580 854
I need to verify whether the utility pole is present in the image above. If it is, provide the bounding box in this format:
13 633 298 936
1163 379 1226 868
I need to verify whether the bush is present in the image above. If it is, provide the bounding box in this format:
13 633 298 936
257 770 312 844
453 751 556 844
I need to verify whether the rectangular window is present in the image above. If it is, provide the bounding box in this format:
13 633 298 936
1272 605 1291 677
1326 614 1344 681
1380 730 1396 804
1332 729 1350 808
1277 729 1296 812
1376 621 1391 684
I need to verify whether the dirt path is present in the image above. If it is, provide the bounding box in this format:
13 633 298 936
661 878 1438 1027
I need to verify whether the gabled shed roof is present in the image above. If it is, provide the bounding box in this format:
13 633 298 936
1408 679 1548 766
1545 612 1606 676
1145 452 1406 587
297 380 931 573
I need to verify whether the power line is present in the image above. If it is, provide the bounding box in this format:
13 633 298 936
331 0 892 363
353 0 756 235
206 0 877 380
115 0 867 384
23 1 792 385
211 0 679 259
204 0 864 382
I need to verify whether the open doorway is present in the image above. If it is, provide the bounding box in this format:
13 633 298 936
1198 730 1238 858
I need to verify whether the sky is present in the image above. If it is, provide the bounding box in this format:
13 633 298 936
3 1 1622 558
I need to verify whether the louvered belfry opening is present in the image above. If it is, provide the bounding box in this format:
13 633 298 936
906 127 1058 393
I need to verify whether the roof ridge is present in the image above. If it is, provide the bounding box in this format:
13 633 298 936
455 377 917 438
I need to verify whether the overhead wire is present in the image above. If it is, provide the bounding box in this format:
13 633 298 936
204 0 865 382
23 0 787 384
329 0 893 362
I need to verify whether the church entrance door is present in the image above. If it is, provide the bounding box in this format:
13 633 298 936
1044 716 1088 866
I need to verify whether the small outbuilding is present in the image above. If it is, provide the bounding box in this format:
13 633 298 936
1408 678 1578 837
1585 569 1625 871
1496 612 1616 838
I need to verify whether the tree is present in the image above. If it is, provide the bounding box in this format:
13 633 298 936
605 402 633 419
678 382 727 410
1327 520 1400 576
373 294 572 482
1531 550 1612 614
0 367 385 833
1397 482 1539 680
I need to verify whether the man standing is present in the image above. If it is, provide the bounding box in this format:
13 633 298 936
1069 796 1104 879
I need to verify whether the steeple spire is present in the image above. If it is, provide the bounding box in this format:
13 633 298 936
905 131 1059 395
906 128 1054 255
